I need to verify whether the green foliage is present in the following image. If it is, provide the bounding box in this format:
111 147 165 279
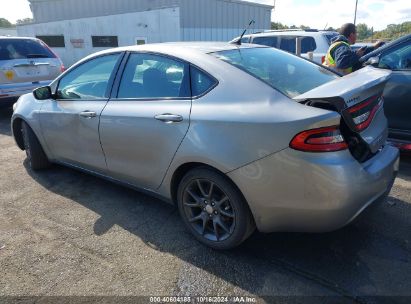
356 23 373 40
270 21 410 41
271 22 310 30
16 18 34 25
373 22 411 40
0 18 13 28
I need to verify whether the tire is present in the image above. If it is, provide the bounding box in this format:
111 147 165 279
22 121 50 170
177 167 255 250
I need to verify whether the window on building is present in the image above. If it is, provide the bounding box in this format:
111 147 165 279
92 36 118 48
36 35 65 47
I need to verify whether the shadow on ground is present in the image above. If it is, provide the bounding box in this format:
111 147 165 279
24 159 411 303
0 107 12 136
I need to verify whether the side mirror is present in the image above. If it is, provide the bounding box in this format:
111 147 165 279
33 86 52 100
365 56 380 67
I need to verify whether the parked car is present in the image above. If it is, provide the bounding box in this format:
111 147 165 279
231 29 339 64
351 42 374 52
11 42 399 249
0 37 64 107
360 34 411 151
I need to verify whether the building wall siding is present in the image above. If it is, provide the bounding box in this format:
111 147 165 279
28 0 272 30
18 8 181 66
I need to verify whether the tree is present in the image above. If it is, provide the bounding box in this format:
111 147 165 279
356 23 372 40
271 22 288 30
16 18 34 25
0 18 13 28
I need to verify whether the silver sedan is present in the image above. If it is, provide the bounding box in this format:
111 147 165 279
11 42 399 249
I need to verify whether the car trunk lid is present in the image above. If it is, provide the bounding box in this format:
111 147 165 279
0 58 61 84
294 67 391 160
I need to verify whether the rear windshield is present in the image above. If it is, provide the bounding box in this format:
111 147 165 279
0 39 55 60
324 33 339 45
212 47 338 98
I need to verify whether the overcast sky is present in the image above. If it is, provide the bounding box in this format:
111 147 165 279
2 0 410 31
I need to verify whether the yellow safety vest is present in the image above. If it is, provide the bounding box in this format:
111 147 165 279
323 41 353 75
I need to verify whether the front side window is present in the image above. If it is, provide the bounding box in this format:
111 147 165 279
117 53 190 99
56 53 121 100
212 47 338 98
379 43 411 70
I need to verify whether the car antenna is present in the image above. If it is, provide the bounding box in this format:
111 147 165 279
231 20 255 45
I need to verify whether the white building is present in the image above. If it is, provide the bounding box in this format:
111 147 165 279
0 27 17 36
18 0 272 66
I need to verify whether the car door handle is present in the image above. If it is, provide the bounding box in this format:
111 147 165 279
79 111 97 118
154 114 183 123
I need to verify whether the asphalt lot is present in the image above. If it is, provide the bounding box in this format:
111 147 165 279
0 106 410 304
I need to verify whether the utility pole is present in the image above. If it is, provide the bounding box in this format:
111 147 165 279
354 0 358 25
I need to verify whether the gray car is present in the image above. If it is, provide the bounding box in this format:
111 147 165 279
11 42 399 249
0 37 64 107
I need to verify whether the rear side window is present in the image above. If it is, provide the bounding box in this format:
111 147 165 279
0 39 55 60
252 36 278 47
279 36 296 53
301 37 316 53
117 53 190 99
212 47 338 98
325 33 338 45
190 66 216 97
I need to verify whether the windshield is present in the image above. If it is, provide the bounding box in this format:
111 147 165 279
212 47 339 98
0 39 55 60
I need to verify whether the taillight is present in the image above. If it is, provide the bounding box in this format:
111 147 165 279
60 64 66 72
290 126 348 152
321 56 325 64
347 95 383 132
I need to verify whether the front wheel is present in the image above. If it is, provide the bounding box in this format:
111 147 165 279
177 167 255 250
21 121 50 170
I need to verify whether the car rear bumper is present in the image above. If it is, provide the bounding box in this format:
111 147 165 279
0 81 52 102
227 145 399 233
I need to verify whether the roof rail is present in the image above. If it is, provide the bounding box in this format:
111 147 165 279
255 28 319 34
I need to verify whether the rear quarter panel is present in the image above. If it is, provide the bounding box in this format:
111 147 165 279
157 58 341 197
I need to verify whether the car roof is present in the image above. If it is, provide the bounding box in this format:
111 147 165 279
88 41 264 59
242 30 338 38
0 36 41 41
361 34 411 61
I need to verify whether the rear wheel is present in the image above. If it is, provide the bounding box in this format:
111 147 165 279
177 167 255 250
22 121 50 170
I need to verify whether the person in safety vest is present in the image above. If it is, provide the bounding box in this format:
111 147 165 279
323 23 384 75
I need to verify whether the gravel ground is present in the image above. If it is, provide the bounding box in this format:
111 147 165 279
0 106 410 304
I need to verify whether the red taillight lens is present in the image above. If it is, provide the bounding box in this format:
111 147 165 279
290 126 348 152
347 95 383 132
321 56 325 64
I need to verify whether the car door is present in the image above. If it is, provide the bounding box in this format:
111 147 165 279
39 52 124 173
377 42 411 140
99 52 192 190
